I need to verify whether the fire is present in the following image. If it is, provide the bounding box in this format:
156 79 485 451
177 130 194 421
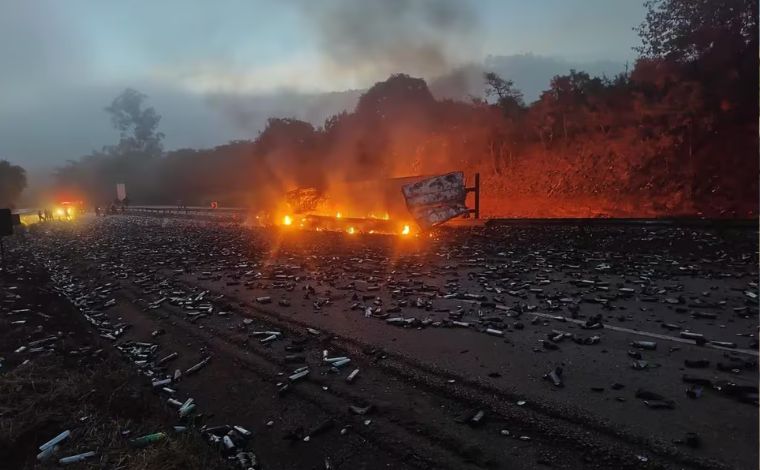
275 192 418 237
277 211 415 237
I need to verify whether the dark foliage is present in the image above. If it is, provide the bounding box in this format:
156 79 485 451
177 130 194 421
0 160 27 208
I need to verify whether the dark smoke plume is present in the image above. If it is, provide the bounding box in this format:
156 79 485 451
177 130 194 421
298 0 481 82
202 0 483 201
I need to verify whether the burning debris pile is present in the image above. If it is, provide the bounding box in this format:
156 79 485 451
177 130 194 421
285 188 326 214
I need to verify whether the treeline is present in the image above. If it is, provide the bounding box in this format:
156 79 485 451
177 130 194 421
0 160 27 208
56 0 758 217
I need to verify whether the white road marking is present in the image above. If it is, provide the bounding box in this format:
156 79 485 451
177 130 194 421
491 304 759 357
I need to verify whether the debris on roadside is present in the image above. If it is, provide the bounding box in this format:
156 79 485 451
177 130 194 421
543 367 564 387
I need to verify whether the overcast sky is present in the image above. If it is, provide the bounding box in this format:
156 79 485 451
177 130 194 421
0 0 645 170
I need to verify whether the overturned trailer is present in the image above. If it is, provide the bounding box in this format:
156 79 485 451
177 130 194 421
402 172 480 230
283 172 479 233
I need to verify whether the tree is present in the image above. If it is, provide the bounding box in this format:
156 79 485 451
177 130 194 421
481 72 526 172
355 74 436 122
105 88 165 157
0 160 27 207
635 0 757 62
349 74 438 179
257 118 324 189
530 70 605 142
634 0 758 213
635 0 757 120
484 72 524 118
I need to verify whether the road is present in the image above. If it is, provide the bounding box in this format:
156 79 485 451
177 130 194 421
7 215 758 469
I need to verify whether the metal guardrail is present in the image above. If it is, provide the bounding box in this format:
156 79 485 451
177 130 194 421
127 206 757 229
126 206 249 223
484 218 758 229
129 206 247 215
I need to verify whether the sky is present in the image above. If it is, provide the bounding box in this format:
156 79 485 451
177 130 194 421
0 0 646 171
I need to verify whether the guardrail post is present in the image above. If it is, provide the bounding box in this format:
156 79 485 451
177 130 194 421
465 173 480 219
474 173 480 219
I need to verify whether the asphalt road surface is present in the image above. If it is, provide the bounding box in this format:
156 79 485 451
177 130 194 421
5 215 758 470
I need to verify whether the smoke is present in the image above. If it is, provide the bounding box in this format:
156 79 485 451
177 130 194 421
203 0 486 208
205 89 361 134
428 64 487 101
298 0 482 85
230 0 484 204
202 0 483 171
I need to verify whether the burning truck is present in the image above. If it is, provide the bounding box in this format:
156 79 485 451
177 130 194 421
275 171 480 236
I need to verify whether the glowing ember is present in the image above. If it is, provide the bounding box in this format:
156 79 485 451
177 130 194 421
275 199 413 236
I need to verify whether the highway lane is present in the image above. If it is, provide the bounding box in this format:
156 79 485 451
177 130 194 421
13 215 758 469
